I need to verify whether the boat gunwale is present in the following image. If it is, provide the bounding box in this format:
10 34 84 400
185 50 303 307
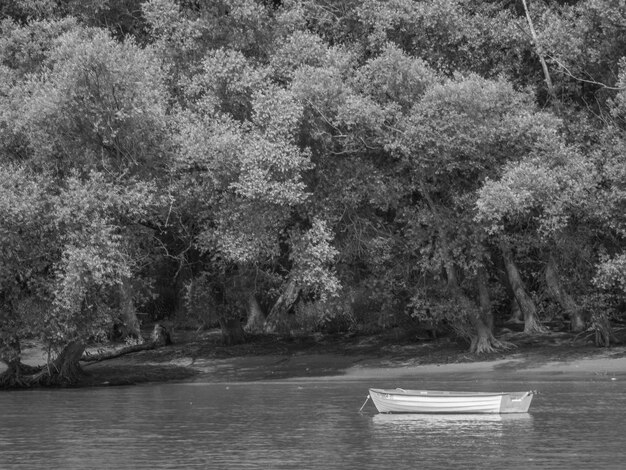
369 388 532 398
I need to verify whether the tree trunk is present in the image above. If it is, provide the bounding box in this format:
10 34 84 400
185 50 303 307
445 264 510 354
7 341 87 388
0 335 35 388
501 245 546 334
545 255 586 332
47 341 85 385
477 267 494 332
521 0 561 113
244 294 265 334
174 264 193 319
493 256 524 324
151 323 172 346
218 318 246 346
418 182 509 353
508 298 524 324
120 278 143 341
591 312 617 348
470 268 513 354
264 279 300 334
469 318 500 354
0 333 21 367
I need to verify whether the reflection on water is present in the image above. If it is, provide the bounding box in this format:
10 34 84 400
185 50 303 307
372 411 532 429
0 379 624 469
369 411 536 467
374 411 534 424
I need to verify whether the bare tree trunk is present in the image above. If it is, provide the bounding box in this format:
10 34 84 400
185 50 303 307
501 245 546 334
264 279 300 334
244 294 265 333
545 254 586 332
521 0 561 113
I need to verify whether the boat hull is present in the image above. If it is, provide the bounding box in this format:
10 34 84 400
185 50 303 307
369 388 534 414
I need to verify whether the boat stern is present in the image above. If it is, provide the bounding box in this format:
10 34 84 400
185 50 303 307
499 391 534 413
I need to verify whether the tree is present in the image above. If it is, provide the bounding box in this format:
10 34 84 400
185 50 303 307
0 21 170 387
0 168 157 387
168 54 324 340
476 143 598 332
10 27 168 175
395 73 560 349
0 165 56 386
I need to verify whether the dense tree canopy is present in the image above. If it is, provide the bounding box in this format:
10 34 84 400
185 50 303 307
2 0 626 386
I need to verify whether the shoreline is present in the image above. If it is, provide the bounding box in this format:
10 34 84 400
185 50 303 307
5 330 626 387
82 333 626 387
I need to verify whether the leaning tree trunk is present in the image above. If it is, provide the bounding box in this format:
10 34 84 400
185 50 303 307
244 294 265 334
264 279 300 334
545 255 586 332
501 245 546 334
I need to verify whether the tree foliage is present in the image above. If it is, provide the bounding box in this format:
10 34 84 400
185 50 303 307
4 0 626 387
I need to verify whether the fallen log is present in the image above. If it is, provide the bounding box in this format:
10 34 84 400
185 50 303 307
82 323 172 363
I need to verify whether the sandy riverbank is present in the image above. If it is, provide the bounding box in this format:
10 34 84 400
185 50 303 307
82 329 626 386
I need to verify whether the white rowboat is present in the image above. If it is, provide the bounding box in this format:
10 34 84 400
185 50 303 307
368 388 534 414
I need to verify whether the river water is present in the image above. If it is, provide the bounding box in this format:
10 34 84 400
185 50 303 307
0 376 624 469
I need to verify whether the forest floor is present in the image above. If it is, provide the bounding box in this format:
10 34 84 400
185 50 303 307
15 323 626 387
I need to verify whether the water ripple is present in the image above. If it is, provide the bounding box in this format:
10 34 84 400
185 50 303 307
0 380 625 469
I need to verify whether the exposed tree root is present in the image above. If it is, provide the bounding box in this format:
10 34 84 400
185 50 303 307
0 362 43 388
571 313 619 347
453 319 516 355
470 335 516 355
523 317 549 335
0 341 85 389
